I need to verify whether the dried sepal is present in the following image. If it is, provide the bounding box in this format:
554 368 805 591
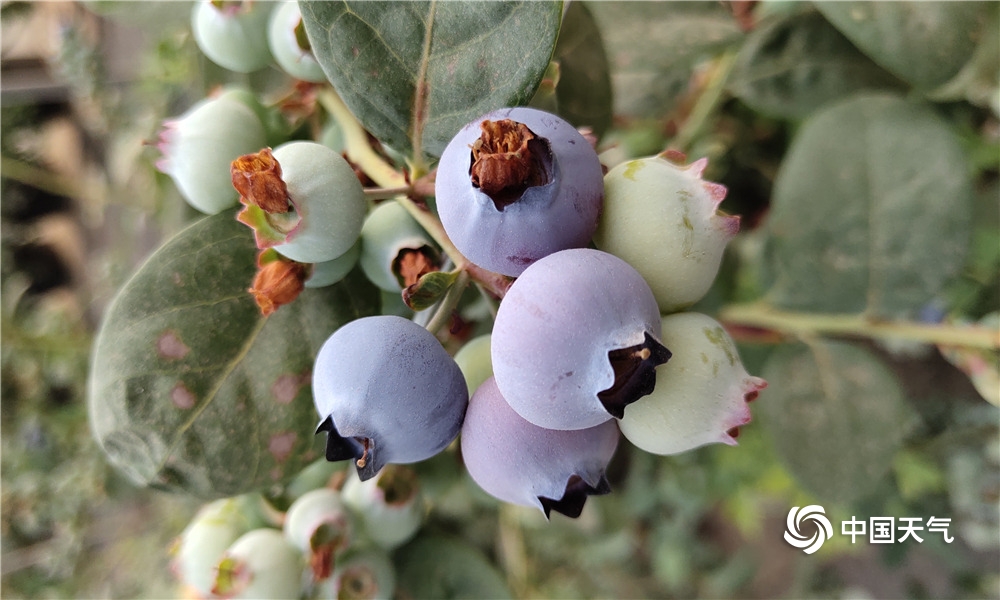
248 252 308 316
232 148 291 214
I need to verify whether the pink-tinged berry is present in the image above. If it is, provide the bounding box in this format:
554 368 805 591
460 376 619 519
619 312 767 454
594 154 741 313
156 93 266 215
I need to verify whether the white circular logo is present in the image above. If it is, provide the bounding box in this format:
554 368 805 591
784 505 833 554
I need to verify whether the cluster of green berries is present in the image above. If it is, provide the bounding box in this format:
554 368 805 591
172 462 419 599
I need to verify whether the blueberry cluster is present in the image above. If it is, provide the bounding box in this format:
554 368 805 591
154 0 765 528
306 108 766 519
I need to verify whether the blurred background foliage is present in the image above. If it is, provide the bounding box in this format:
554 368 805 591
1 1 998 598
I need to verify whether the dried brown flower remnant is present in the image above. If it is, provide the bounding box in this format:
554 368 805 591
395 248 439 287
232 148 291 213
249 256 308 316
470 119 552 210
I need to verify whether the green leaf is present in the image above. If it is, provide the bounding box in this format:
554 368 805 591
87 212 379 498
402 269 459 312
394 535 512 599
299 0 562 159
815 1 991 90
729 9 904 119
758 339 918 505
764 92 973 318
926 3 1000 114
589 1 743 119
549 1 612 137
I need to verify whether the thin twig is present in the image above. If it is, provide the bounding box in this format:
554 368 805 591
719 302 1000 349
424 269 469 335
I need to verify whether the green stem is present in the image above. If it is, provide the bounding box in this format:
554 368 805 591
409 0 437 177
424 269 469 335
363 186 411 201
671 50 737 153
719 302 1000 349
317 89 405 189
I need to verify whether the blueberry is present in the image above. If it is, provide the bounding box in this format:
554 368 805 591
212 528 303 599
595 155 741 313
191 0 273 73
460 376 619 519
435 107 604 276
359 201 441 292
233 141 367 264
492 248 670 430
313 315 468 480
283 488 355 581
156 93 267 215
618 312 767 454
267 1 328 83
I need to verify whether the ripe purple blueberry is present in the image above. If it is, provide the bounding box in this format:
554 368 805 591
461 376 619 518
313 316 468 481
435 107 604 276
491 248 670 430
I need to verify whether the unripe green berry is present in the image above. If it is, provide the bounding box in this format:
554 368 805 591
453 334 493 395
284 488 355 581
172 497 256 597
594 156 741 313
359 201 441 292
212 528 304 600
320 119 346 154
235 141 367 264
320 547 396 600
618 312 767 454
341 465 424 551
268 1 327 83
306 240 361 288
156 94 267 214
191 0 273 73
284 458 346 505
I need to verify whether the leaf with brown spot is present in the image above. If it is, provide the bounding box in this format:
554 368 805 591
87 211 379 498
